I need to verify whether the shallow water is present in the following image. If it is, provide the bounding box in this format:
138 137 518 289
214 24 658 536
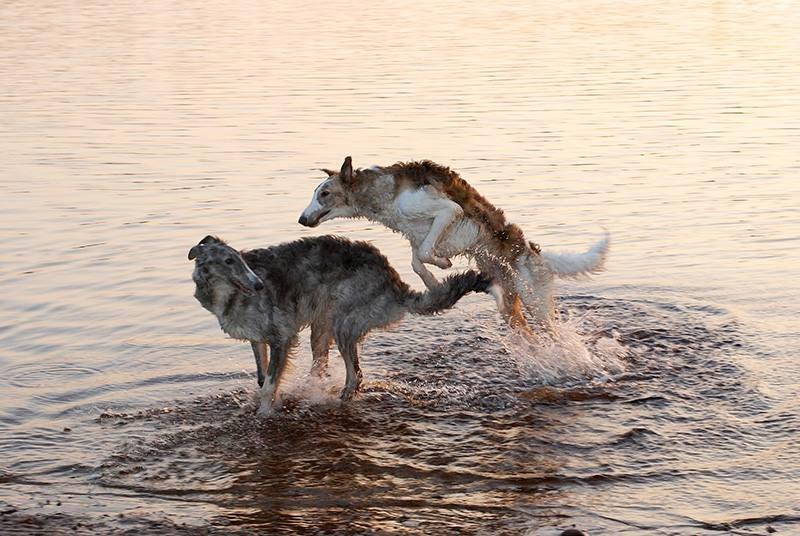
2 0 799 534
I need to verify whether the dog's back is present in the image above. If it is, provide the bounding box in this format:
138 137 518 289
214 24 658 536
242 236 409 316
243 235 488 323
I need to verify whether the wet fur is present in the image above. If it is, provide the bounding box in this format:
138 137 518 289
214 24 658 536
387 161 529 258
190 235 490 414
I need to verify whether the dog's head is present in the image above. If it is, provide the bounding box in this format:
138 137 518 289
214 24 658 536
188 235 264 294
298 156 359 227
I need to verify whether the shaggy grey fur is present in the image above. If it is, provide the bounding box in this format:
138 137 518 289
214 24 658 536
189 234 490 413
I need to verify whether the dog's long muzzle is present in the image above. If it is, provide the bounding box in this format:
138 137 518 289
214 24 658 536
248 272 265 292
235 274 264 294
298 214 320 227
298 208 330 228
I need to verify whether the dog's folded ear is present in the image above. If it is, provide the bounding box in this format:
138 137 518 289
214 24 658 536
340 156 354 184
189 235 220 260
320 168 337 177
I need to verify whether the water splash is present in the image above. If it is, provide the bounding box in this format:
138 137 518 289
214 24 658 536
467 243 627 386
498 314 628 385
279 369 345 409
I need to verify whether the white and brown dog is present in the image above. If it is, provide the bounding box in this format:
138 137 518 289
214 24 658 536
299 157 609 334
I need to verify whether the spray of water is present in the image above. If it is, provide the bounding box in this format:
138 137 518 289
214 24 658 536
498 314 627 385
470 247 628 385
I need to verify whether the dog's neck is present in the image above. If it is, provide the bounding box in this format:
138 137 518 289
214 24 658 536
348 186 394 224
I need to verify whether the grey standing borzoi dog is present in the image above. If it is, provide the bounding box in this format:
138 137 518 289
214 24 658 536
189 234 492 414
299 157 609 335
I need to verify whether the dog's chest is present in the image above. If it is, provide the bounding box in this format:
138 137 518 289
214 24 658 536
381 189 440 243
212 297 267 341
384 214 432 245
220 313 263 341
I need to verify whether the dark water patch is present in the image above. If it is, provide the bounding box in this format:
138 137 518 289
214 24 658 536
621 394 669 406
0 505 237 536
609 427 660 446
658 512 800 536
519 385 622 405
0 470 42 486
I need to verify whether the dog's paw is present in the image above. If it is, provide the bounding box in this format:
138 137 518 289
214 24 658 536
418 250 452 269
256 402 275 417
431 256 452 269
339 386 359 401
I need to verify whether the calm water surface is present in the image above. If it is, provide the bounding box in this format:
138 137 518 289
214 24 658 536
1 1 799 534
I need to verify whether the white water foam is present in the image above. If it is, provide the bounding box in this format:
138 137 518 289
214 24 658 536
248 350 348 412
498 314 628 385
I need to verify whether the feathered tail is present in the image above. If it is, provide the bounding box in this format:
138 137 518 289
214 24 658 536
541 232 610 279
402 271 491 315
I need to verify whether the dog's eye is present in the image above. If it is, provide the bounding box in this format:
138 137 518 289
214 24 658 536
320 191 330 198
225 258 234 265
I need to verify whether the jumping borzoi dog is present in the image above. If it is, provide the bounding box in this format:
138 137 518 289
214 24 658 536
189 234 491 414
299 157 609 334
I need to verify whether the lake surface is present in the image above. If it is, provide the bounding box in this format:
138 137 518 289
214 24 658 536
1 0 799 534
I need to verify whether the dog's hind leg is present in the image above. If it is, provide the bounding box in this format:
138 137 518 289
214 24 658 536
418 200 462 269
513 255 556 333
310 319 333 377
334 334 363 401
257 336 296 415
498 289 529 332
411 248 440 289
397 188 461 269
250 341 269 387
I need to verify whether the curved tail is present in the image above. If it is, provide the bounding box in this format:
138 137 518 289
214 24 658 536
541 232 610 279
402 270 491 315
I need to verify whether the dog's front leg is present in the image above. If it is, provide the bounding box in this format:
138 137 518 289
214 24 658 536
418 201 462 269
397 189 460 269
310 319 333 377
336 337 363 401
250 341 269 387
411 248 440 289
257 338 293 415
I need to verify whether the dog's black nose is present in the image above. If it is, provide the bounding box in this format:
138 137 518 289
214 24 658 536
298 215 308 226
254 280 264 291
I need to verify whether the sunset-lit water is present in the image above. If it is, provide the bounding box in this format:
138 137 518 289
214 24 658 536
2 0 799 534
